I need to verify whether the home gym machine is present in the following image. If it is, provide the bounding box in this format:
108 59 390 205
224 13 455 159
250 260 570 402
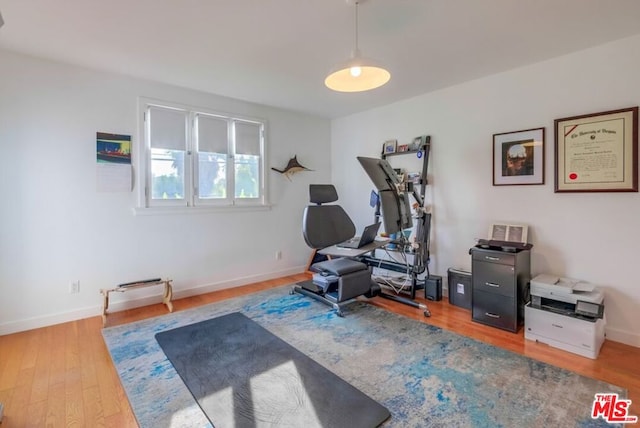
356 137 433 317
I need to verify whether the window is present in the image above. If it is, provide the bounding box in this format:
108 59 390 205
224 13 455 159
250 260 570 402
140 99 267 209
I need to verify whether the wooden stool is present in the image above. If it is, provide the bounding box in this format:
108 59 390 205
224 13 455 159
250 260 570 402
100 279 173 326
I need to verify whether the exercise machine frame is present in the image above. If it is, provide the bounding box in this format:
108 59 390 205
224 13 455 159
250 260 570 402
356 137 432 316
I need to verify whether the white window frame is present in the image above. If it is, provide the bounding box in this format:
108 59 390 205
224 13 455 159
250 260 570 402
136 97 268 212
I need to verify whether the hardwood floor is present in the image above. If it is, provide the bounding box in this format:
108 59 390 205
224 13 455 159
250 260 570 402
1 272 638 426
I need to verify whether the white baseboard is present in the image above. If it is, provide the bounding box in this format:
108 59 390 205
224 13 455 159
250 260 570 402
0 305 100 336
170 267 302 301
0 266 304 336
604 326 640 348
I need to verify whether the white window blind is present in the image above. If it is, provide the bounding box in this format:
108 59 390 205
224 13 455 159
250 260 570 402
149 106 186 151
197 114 228 154
235 120 261 156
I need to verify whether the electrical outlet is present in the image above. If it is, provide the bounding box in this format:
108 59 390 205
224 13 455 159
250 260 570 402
69 280 80 294
275 250 282 260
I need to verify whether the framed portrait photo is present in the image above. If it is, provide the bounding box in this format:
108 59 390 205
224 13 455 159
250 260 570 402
554 107 638 192
493 127 545 186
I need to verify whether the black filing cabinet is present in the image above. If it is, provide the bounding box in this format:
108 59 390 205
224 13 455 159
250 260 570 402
470 246 530 332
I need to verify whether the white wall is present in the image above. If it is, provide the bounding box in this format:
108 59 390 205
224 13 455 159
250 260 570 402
331 35 640 347
0 50 331 334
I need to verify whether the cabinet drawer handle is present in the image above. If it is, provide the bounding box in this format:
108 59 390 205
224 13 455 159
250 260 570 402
552 323 564 329
485 312 500 319
485 256 500 261
485 282 500 288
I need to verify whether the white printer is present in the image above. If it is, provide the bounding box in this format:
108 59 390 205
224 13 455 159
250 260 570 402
525 274 606 359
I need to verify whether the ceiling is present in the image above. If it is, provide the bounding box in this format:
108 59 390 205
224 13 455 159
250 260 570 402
1 0 640 119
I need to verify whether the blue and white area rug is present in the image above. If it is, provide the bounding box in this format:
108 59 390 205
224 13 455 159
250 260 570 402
102 286 626 427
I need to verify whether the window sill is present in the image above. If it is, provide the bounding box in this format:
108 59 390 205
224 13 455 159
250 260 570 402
132 204 273 216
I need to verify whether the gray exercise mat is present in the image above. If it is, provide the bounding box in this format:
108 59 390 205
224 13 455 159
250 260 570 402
155 312 390 428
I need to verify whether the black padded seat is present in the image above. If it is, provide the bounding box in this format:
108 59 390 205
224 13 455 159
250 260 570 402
311 258 367 277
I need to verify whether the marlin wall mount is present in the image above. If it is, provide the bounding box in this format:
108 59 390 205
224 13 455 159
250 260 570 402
271 155 312 181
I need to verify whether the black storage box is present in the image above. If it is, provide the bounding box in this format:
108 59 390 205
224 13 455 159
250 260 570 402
424 275 442 301
447 268 472 309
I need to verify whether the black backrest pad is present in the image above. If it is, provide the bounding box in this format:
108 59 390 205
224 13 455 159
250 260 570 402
303 205 356 249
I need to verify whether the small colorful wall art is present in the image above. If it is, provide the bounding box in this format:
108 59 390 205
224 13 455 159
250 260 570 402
97 132 131 164
96 132 132 192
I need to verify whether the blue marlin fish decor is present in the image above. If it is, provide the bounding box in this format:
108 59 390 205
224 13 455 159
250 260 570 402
271 155 312 180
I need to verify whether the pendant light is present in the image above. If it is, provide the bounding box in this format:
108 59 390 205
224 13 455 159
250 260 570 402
325 0 391 92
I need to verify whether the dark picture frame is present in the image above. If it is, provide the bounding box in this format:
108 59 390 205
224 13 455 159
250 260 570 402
554 107 638 192
493 127 545 186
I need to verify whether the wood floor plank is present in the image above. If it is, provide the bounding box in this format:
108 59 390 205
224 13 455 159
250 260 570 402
93 346 123 419
82 385 106 427
47 323 67 388
0 333 25 391
29 333 50 405
79 319 99 392
64 321 85 427
45 381 65 427
25 399 47 427
0 273 638 426
17 329 40 371
104 411 138 428
0 388 12 408
5 374 31 427
64 365 84 428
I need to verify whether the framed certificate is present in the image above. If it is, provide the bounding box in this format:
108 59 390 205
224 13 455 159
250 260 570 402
554 107 638 192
